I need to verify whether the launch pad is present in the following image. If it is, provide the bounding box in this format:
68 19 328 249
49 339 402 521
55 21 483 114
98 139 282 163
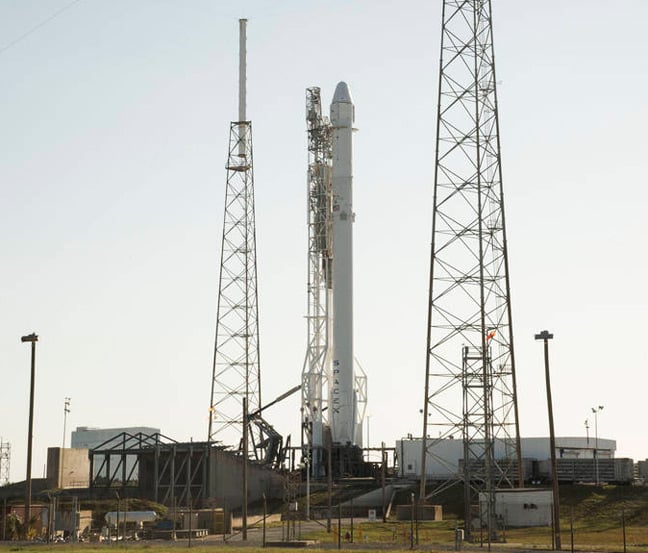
329 445 373 478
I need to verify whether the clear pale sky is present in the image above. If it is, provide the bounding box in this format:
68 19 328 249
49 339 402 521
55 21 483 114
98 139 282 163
1 0 646 483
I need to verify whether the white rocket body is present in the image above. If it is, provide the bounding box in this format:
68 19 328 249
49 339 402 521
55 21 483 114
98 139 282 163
329 82 356 446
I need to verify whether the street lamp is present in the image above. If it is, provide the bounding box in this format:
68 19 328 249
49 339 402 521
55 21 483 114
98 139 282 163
62 398 71 448
591 405 604 485
21 332 38 525
535 330 561 550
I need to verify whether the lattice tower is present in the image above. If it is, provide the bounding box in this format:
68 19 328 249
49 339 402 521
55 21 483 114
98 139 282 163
208 120 260 452
302 87 333 477
419 0 523 540
0 439 10 486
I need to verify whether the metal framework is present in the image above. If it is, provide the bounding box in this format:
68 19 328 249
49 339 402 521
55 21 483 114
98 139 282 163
302 87 333 477
420 0 522 540
0 439 10 486
208 119 261 454
89 431 210 507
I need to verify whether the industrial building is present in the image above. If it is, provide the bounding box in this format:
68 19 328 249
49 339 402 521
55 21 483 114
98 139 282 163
396 436 633 484
44 431 285 510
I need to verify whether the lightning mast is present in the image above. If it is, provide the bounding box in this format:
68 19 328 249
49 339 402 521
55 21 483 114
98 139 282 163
420 0 523 540
208 19 261 454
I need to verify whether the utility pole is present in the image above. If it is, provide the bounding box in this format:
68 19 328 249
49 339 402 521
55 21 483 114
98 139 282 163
21 332 38 525
591 405 603 485
535 330 560 550
381 442 387 523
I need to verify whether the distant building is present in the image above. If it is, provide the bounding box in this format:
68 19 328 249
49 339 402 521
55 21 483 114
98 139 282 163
637 459 648 480
71 426 161 450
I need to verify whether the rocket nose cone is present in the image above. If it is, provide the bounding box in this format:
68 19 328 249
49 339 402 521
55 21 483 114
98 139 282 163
332 81 353 104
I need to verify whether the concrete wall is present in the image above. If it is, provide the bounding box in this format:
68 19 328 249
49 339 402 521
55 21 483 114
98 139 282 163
46 447 90 489
479 489 552 527
209 449 284 510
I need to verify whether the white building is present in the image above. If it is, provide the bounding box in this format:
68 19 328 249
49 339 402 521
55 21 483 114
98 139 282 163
396 436 616 479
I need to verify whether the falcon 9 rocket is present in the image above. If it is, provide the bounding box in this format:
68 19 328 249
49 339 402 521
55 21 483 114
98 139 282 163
329 81 357 446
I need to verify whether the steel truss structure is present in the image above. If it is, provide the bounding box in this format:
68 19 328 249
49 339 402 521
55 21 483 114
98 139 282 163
420 0 522 540
0 439 10 486
89 431 210 507
302 87 333 478
208 119 261 455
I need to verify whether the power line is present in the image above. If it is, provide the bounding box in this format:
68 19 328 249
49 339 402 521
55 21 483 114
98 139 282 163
0 0 83 56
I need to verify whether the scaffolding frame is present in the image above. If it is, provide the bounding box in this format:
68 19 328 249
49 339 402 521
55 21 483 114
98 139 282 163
0 439 10 486
302 87 333 478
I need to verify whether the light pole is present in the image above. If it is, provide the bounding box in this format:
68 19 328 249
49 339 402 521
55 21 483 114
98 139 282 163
62 398 71 448
409 492 414 550
535 330 561 550
60 397 71 487
366 415 371 461
21 332 38 525
584 419 589 445
305 453 311 520
591 405 603 485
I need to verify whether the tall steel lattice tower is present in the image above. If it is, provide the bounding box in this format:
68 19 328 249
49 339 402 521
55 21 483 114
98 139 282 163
0 439 10 486
419 0 523 540
302 87 333 477
208 19 261 452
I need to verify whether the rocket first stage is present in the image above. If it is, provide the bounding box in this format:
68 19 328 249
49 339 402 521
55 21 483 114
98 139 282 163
330 82 356 446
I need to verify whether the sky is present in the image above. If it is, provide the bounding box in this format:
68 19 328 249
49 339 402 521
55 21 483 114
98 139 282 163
1 0 647 484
